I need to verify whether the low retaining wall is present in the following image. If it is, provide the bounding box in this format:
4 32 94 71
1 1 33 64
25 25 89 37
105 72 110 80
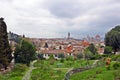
64 60 104 80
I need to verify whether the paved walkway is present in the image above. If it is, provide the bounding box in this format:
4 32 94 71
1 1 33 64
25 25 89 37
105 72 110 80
22 60 37 80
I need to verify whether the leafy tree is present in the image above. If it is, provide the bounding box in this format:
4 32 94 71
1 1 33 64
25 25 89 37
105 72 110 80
58 53 65 58
38 53 45 60
77 53 83 59
104 46 113 54
87 43 97 55
105 25 120 54
0 18 12 69
84 48 93 60
14 39 36 66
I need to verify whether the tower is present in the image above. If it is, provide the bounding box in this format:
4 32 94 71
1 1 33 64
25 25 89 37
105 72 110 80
68 32 70 39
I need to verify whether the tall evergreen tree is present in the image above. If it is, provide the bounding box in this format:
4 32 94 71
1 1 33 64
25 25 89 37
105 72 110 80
0 17 12 69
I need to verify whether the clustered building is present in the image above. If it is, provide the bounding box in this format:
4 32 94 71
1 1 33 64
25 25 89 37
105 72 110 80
30 33 105 59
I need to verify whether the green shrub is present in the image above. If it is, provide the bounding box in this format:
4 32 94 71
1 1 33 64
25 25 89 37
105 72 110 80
66 56 74 61
101 54 108 57
110 54 120 61
110 55 120 62
116 56 120 62
106 66 111 70
0 63 28 80
60 58 64 63
104 46 113 54
58 53 65 58
110 55 117 61
114 70 120 80
113 62 120 70
56 70 62 74
38 53 45 60
76 53 83 60
90 54 102 60
96 70 102 74
13 63 27 72
50 59 55 65
49 54 54 60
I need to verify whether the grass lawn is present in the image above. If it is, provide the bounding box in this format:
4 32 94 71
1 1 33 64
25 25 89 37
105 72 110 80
31 59 94 80
70 62 120 80
0 64 28 80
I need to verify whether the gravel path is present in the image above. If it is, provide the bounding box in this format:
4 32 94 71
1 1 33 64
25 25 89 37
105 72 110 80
22 60 37 80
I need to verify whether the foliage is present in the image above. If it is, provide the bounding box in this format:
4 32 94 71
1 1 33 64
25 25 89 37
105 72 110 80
31 60 94 80
60 58 64 63
0 64 28 80
58 53 65 58
104 46 113 54
0 18 12 69
87 43 97 55
37 53 45 60
116 56 120 62
66 56 74 61
76 53 83 59
84 48 93 60
110 54 120 61
49 54 54 60
105 25 120 54
106 65 111 70
70 66 116 80
13 63 28 72
50 59 55 65
114 69 120 80
14 39 36 66
90 54 102 60
112 62 120 70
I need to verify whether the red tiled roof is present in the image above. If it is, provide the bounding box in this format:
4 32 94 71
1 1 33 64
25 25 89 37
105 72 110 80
66 45 73 53
82 40 89 47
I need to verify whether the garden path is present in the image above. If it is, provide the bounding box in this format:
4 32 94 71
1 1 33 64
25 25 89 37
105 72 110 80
22 60 37 80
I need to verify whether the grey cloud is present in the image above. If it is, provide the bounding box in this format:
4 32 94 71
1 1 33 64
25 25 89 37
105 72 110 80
44 0 87 18
0 0 120 38
43 0 114 18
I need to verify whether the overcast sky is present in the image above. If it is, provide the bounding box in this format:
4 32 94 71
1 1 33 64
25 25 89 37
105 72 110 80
0 0 120 38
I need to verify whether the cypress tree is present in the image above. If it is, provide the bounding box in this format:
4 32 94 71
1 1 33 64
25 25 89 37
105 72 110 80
0 17 12 69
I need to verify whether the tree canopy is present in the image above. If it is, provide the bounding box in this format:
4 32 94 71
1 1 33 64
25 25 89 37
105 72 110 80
105 25 120 54
84 48 93 60
104 46 113 54
14 39 36 66
87 43 97 55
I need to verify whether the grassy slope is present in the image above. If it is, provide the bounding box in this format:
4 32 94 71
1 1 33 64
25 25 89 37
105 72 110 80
31 60 94 80
0 64 28 80
70 62 120 80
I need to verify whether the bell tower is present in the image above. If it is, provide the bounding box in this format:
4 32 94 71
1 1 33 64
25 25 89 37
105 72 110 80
68 32 70 39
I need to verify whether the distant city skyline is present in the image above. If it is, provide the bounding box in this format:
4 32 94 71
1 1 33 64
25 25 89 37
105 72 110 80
0 0 120 38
